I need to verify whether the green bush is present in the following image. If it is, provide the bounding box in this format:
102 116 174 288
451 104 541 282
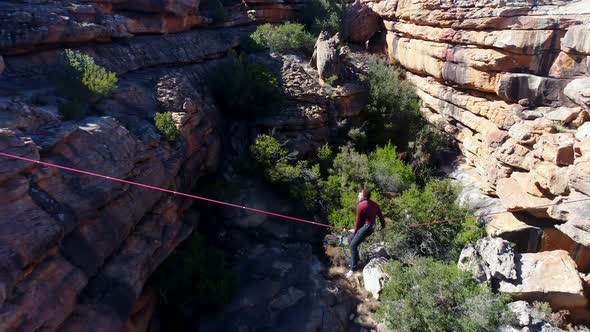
300 0 343 35
410 124 456 182
330 146 371 189
208 54 282 116
155 112 180 141
369 142 415 193
57 49 117 101
378 258 513 332
250 22 316 53
363 58 421 148
153 234 238 327
376 179 483 261
54 49 118 120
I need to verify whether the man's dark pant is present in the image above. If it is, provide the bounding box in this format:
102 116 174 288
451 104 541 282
348 223 374 271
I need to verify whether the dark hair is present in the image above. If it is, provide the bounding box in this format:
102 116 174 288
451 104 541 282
361 188 371 200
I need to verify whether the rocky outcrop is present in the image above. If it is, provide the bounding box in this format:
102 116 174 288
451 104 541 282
310 32 344 84
362 257 389 299
499 250 588 311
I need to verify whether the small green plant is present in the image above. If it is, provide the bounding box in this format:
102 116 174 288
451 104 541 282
57 49 117 100
377 258 513 332
250 22 316 53
155 112 180 141
55 49 117 120
208 54 282 116
316 143 333 161
300 0 343 35
324 75 338 85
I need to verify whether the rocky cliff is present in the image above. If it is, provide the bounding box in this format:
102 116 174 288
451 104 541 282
346 0 590 322
0 0 302 330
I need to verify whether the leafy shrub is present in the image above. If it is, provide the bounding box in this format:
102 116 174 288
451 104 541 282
153 234 238 328
250 22 316 53
58 100 86 121
375 179 483 261
378 258 513 332
300 0 343 35
251 134 289 167
369 142 415 193
410 124 456 182
208 54 282 116
330 146 371 189
363 58 421 148
56 49 117 101
316 143 333 161
155 112 180 141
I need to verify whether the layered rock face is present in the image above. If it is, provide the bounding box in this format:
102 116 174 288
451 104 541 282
0 0 309 330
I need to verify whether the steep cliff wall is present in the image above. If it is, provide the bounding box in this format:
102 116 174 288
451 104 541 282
0 0 302 330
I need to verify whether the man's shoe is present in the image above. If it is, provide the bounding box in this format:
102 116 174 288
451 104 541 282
345 270 354 278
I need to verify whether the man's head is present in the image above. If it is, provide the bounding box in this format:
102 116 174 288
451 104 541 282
358 188 371 202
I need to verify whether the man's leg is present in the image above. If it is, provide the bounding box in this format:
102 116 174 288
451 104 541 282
349 224 373 271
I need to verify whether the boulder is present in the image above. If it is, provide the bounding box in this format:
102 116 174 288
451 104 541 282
507 301 532 327
310 32 343 83
574 137 590 161
533 133 575 166
496 73 563 106
457 245 491 283
485 214 542 253
564 78 590 109
498 250 588 310
529 162 569 197
576 122 590 140
362 257 389 299
568 161 590 195
561 24 590 55
475 237 517 280
341 1 380 44
545 107 580 124
496 177 552 218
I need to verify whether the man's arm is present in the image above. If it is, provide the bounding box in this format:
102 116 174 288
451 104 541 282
377 205 386 229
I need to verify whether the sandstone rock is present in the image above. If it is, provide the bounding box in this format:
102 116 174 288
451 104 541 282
499 250 588 311
496 177 552 218
119 0 200 16
342 1 380 44
530 162 569 196
568 161 590 195
475 237 517 280
486 213 542 253
310 32 343 83
574 137 590 161
496 73 563 106
572 110 590 128
545 107 581 124
576 122 590 140
507 301 532 327
458 245 491 283
362 257 389 299
564 78 590 109
550 188 590 233
561 23 590 55
533 133 575 166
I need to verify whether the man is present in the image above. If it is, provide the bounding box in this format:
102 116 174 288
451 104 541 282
345 189 386 278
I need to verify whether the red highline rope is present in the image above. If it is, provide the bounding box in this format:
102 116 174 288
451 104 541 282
2 151 589 231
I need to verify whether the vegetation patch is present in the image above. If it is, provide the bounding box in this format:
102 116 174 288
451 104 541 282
208 54 282 117
378 258 513 332
300 0 343 35
154 111 180 141
249 22 316 54
54 49 117 120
